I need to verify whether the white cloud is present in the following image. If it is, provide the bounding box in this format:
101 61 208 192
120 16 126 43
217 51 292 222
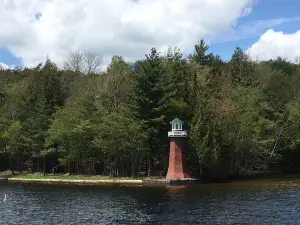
0 0 255 67
247 29 300 62
0 62 9 69
208 17 300 44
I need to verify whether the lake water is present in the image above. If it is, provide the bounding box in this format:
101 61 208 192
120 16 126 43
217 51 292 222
1 177 300 224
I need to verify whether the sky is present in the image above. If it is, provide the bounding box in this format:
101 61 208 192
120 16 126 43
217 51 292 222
0 0 300 69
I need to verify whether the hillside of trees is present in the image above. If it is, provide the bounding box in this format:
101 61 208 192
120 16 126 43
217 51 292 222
1 40 300 181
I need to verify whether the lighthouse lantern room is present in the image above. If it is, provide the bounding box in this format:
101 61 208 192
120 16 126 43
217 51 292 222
168 118 187 138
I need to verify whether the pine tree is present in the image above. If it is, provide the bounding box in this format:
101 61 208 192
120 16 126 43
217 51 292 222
228 47 254 86
20 59 66 173
131 48 174 176
189 40 213 66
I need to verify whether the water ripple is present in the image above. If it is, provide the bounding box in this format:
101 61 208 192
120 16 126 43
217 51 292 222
1 179 300 224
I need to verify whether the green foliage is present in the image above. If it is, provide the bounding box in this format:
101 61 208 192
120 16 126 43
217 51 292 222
101 55 133 112
93 112 147 157
228 47 255 86
2 121 26 157
1 42 300 180
189 40 213 66
131 48 171 151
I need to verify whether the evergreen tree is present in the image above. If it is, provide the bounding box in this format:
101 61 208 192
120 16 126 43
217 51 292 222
189 40 213 66
228 47 255 86
1 41 300 180
131 48 174 176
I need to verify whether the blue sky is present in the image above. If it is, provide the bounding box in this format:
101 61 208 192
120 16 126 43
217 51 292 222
0 48 21 66
209 0 300 60
0 0 300 65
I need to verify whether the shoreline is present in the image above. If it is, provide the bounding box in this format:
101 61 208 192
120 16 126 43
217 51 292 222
0 173 200 186
1 172 300 186
5 178 200 186
5 177 200 186
7 177 145 185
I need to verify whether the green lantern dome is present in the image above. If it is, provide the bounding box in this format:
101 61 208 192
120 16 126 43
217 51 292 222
170 118 184 125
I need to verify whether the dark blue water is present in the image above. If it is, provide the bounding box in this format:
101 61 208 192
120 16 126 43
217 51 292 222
1 178 300 224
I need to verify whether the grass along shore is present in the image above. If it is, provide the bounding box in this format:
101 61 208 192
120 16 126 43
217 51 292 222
0 171 162 181
0 171 198 185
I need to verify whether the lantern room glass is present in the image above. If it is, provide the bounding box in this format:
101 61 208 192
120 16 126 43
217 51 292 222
172 123 182 131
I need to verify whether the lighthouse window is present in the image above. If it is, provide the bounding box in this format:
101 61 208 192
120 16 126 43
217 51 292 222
179 124 182 130
176 124 179 130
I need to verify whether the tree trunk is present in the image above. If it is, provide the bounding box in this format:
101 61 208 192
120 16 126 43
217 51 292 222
43 157 46 176
76 155 79 175
4 146 15 175
131 153 135 177
8 155 15 175
137 157 142 177
37 157 40 172
199 158 203 182
29 159 33 173
92 158 95 175
92 152 96 175
19 159 22 174
147 157 152 177
68 161 71 174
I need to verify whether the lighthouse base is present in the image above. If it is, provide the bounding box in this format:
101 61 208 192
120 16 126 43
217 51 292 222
166 138 192 180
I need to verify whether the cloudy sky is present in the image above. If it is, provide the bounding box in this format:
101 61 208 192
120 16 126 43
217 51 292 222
0 0 300 69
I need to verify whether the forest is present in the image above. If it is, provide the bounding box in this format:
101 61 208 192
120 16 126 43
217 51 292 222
1 40 300 181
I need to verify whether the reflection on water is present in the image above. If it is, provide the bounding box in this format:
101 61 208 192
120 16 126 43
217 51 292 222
1 177 300 224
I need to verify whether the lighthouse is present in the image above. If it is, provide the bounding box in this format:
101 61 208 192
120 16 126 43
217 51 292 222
166 118 192 180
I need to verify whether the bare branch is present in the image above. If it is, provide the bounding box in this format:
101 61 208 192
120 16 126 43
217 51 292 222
64 50 102 75
63 50 84 73
84 52 103 75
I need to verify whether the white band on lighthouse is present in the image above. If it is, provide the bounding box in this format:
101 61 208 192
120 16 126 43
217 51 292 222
168 130 187 137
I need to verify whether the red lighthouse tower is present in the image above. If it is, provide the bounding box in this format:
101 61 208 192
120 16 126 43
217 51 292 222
166 118 192 180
